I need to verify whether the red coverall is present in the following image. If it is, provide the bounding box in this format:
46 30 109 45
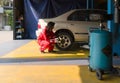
37 27 55 52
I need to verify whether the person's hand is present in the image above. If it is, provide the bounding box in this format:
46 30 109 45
55 38 59 43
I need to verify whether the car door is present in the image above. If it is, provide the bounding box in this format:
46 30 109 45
67 10 100 42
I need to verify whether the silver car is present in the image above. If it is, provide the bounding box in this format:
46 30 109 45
39 9 107 50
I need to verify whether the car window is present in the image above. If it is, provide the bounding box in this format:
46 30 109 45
67 10 107 22
67 10 88 21
88 10 107 22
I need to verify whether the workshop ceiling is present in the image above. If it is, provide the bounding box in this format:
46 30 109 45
14 0 107 9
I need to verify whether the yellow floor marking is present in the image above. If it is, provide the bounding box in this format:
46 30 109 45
1 40 88 58
0 65 119 83
0 65 82 83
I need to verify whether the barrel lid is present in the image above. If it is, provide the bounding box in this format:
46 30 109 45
91 30 110 34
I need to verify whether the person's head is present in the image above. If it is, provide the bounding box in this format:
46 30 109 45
46 22 55 31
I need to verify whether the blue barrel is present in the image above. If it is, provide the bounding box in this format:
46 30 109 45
89 30 112 71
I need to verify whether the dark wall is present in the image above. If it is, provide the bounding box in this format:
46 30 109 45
14 0 24 19
94 0 107 9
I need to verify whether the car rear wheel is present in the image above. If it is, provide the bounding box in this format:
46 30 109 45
56 32 74 50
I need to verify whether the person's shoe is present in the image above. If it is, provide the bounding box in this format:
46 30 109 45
48 50 56 53
41 51 45 53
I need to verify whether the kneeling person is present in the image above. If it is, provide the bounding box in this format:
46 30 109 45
37 22 56 53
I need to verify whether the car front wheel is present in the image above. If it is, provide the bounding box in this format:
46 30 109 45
55 32 74 50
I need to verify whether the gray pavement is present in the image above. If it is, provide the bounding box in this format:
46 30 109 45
0 31 13 44
0 31 31 56
0 40 31 56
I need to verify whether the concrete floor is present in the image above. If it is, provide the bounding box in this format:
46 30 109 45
0 31 120 83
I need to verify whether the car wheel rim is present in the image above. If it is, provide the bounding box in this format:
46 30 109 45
57 35 71 48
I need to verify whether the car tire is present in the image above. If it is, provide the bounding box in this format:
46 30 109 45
55 32 74 50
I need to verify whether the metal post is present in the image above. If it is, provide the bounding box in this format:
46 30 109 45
13 0 16 40
107 0 114 31
86 0 89 9
91 0 94 9
114 0 119 23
